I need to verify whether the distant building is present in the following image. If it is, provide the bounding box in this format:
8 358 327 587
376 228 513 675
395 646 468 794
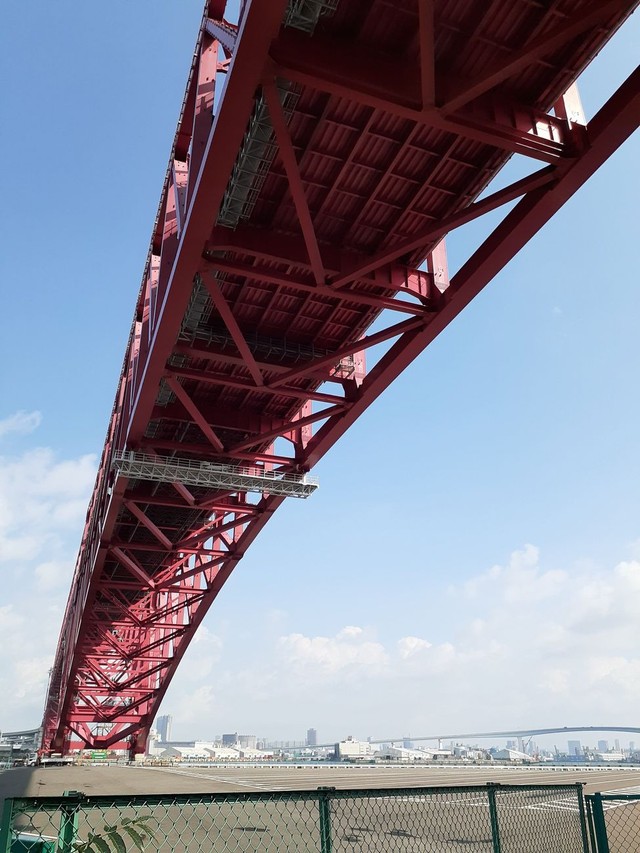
307 728 317 747
377 746 426 762
335 737 373 760
494 749 534 763
156 715 172 743
147 739 274 762
403 739 414 749
221 733 257 748
594 751 624 762
568 740 582 756
597 740 609 753
453 745 485 760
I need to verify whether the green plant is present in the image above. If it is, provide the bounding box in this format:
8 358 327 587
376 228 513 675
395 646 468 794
71 815 156 853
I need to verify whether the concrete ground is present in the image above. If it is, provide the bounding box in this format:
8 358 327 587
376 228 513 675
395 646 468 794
2 762 640 801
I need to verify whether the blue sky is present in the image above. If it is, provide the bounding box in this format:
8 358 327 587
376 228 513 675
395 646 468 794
1 2 639 745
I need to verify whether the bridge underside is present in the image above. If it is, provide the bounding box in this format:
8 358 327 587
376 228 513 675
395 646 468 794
41 0 640 756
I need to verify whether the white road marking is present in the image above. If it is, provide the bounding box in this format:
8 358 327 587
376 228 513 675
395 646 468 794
143 766 277 791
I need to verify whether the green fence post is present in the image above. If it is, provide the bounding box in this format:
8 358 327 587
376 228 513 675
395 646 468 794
0 799 14 853
575 784 590 853
487 784 502 853
317 787 334 853
57 791 82 853
585 796 598 853
590 793 610 853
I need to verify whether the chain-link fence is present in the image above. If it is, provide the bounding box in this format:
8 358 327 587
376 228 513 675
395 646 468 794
0 783 590 853
586 791 640 852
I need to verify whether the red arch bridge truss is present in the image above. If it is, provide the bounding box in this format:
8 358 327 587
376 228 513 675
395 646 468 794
41 0 640 756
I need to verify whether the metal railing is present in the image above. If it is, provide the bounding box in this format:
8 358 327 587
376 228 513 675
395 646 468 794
111 451 319 498
586 791 640 852
0 783 590 852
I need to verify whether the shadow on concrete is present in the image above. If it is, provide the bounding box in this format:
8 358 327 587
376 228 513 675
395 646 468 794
0 767 40 806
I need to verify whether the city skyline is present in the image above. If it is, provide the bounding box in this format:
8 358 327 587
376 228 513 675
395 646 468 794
1 1 640 741
144 720 640 755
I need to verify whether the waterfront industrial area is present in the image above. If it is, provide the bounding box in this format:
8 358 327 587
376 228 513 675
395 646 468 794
3 720 640 770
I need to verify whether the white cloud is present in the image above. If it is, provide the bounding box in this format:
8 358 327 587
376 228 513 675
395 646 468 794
397 636 432 659
12 657 52 701
34 559 74 591
0 414 98 730
0 410 42 439
337 625 363 640
0 604 24 633
158 627 224 731
170 685 218 729
459 544 568 606
159 543 640 740
2 405 640 743
278 629 389 676
0 445 96 565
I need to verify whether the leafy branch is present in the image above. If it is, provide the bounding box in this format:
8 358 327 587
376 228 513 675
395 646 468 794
72 815 157 853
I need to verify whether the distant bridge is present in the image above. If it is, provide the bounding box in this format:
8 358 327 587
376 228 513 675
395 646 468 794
325 726 640 748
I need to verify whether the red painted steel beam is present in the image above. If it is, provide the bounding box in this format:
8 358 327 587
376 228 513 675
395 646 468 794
228 402 348 453
173 341 292 374
268 316 426 389
206 224 372 272
202 256 434 314
124 501 173 550
206 228 437 305
118 493 288 748
269 33 571 163
263 78 326 284
186 33 217 208
205 17 238 55
418 0 436 107
201 274 265 385
441 0 631 111
328 166 556 288
301 64 640 469
167 366 347 405
149 401 293 436
124 490 259 513
110 547 156 589
128 0 290 445
140 437 297 467
164 375 225 451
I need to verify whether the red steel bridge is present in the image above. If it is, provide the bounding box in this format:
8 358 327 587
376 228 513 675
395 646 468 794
41 0 640 757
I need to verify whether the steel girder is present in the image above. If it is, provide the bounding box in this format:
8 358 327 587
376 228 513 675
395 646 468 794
41 0 640 757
